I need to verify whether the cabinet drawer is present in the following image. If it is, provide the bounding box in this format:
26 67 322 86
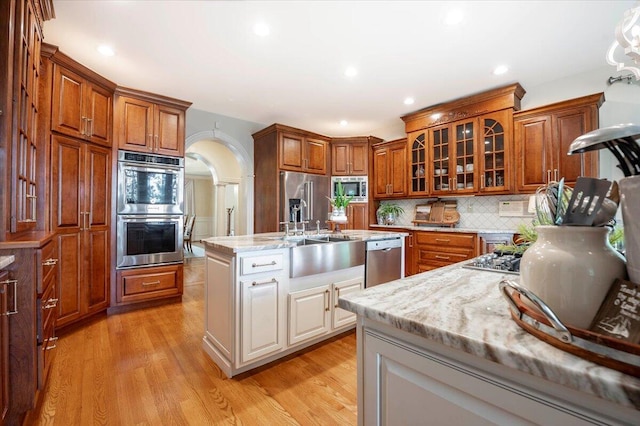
417 249 474 264
415 232 476 249
123 271 179 296
39 240 58 294
240 253 284 275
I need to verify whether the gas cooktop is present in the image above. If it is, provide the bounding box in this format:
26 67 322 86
462 252 521 275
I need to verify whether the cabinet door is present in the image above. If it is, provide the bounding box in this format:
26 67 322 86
479 111 511 193
279 132 305 171
83 145 111 313
372 146 390 198
51 136 83 327
514 115 553 192
51 65 85 140
85 83 112 147
409 131 428 196
288 285 330 346
346 203 367 230
116 95 155 153
388 142 407 197
430 125 451 194
332 277 363 329
305 137 328 174
331 143 350 175
154 103 184 156
240 276 284 363
451 119 476 194
350 142 369 175
553 108 598 186
204 254 234 360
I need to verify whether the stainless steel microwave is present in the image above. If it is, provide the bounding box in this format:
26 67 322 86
331 176 368 203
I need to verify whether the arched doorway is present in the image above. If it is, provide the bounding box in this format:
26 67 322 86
185 130 253 236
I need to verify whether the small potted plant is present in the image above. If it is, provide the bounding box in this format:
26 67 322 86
377 202 405 225
328 181 353 222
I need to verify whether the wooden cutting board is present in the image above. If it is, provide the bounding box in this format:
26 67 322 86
429 201 445 222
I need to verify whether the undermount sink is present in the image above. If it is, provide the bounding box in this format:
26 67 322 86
290 237 365 278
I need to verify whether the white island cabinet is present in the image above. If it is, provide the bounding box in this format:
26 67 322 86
200 230 405 378
339 264 640 426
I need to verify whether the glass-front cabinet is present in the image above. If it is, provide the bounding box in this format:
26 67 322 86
429 119 476 195
478 110 511 193
408 131 428 196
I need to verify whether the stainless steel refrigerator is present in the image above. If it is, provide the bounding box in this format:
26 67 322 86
280 171 330 228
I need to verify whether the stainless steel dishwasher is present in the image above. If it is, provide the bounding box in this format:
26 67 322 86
365 238 403 287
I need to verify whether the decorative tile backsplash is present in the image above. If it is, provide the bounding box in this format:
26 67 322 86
380 195 535 232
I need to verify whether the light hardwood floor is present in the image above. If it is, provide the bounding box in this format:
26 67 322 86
27 257 358 425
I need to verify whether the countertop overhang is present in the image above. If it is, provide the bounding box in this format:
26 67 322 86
201 230 408 255
338 263 640 410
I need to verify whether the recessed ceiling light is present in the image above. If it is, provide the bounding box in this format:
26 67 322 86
97 44 115 56
404 97 415 105
493 65 509 75
444 9 464 26
344 67 358 78
253 22 270 37
340 120 348 126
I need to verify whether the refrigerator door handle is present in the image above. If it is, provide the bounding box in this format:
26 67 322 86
307 181 314 222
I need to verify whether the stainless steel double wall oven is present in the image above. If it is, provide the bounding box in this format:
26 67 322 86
116 151 184 268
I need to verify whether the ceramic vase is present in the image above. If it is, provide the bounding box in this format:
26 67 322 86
619 175 640 284
519 226 626 328
331 206 347 224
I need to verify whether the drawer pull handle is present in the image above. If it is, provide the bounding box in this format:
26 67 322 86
43 298 59 310
252 278 277 286
252 261 277 268
42 258 58 266
45 336 58 350
1 279 18 316
142 280 161 287
325 289 330 312
435 239 450 243
435 255 450 260
334 287 340 308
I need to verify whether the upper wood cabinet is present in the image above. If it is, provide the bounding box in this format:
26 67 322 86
403 83 525 198
51 63 113 147
372 138 407 199
513 93 603 193
331 137 381 176
114 87 191 157
279 130 329 175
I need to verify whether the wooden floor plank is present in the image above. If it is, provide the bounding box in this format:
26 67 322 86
26 257 357 425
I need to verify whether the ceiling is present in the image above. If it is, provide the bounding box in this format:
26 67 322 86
43 1 636 137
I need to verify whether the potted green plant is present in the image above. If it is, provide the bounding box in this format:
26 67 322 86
377 202 405 225
328 181 353 220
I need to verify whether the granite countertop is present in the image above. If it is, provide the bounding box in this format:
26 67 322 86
0 255 15 270
202 230 408 254
370 224 518 234
338 264 640 410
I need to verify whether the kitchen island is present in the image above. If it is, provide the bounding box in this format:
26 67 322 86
338 263 640 425
201 230 406 378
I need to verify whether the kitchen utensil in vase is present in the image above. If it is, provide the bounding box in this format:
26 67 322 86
619 175 640 283
562 177 611 226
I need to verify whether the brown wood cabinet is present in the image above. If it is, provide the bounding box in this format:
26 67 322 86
253 124 330 233
3 0 53 234
514 93 603 193
51 135 111 328
0 235 56 425
403 84 524 198
372 138 407 199
345 203 368 230
414 231 476 273
331 137 380 176
114 87 191 157
279 131 329 175
50 63 113 147
116 263 183 305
